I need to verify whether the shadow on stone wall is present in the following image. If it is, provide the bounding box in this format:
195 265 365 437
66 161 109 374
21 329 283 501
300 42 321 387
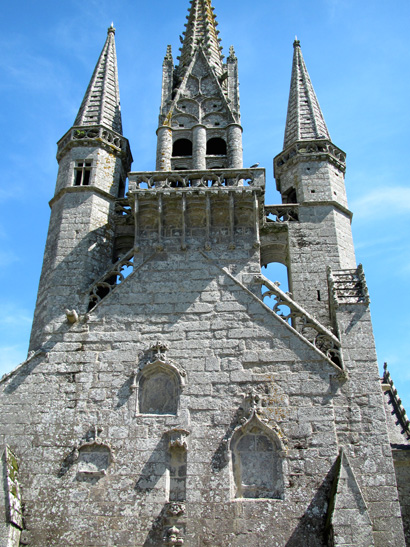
143 504 168 547
285 459 338 547
135 433 168 495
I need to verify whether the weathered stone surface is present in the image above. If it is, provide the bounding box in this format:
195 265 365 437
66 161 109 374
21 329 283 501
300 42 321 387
0 1 407 546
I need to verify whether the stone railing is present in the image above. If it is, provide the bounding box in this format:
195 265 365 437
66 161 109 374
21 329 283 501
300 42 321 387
57 125 132 167
114 198 134 225
128 168 265 190
254 274 342 367
328 265 370 306
88 250 135 311
264 204 299 223
274 139 346 175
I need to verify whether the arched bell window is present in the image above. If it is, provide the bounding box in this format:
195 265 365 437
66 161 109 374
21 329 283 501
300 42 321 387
206 137 227 156
172 139 193 157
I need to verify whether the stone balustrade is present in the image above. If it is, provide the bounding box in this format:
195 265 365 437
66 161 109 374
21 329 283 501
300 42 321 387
128 168 265 191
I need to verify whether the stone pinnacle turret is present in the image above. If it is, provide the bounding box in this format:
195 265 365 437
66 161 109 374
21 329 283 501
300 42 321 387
283 40 330 149
74 24 123 134
178 0 224 76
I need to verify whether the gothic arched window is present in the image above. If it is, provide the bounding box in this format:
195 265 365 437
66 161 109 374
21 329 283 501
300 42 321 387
137 363 182 415
172 139 193 157
206 137 227 156
231 416 284 499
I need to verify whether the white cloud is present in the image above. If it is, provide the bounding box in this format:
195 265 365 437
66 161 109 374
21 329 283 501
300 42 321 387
0 311 32 328
351 187 410 220
0 345 27 378
0 250 20 269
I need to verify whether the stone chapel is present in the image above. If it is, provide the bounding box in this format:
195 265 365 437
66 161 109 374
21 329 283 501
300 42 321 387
1 1 409 545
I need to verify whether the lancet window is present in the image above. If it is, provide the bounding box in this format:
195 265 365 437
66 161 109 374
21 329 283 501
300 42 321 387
231 417 284 500
74 160 92 186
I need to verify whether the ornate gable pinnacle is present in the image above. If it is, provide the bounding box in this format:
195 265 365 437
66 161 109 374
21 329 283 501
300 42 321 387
179 0 224 76
164 44 173 63
228 45 237 61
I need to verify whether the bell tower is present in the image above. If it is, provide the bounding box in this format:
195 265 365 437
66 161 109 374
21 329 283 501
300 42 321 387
0 3 407 547
29 25 132 351
273 40 356 326
156 0 242 172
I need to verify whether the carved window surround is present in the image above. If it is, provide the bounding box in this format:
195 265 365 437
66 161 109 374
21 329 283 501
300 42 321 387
229 410 287 501
74 435 115 479
132 342 186 417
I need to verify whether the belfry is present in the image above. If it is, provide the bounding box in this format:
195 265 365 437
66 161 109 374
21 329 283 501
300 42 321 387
0 1 409 546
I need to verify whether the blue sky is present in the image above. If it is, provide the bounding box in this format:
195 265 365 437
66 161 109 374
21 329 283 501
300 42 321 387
1 0 409 410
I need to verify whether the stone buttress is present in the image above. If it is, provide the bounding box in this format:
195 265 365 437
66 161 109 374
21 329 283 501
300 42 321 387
0 3 407 547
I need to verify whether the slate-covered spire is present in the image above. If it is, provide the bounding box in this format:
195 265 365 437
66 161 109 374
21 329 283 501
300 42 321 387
74 24 123 135
178 0 223 76
283 40 330 150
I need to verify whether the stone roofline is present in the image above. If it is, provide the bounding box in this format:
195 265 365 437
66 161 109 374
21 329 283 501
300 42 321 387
382 362 410 440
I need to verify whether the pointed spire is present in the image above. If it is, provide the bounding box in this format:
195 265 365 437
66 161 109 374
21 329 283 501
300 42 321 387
178 0 224 76
283 40 330 149
74 25 123 135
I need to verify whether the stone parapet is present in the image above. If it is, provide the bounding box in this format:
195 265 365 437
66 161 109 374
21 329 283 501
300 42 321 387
128 167 265 190
274 139 346 183
57 125 132 170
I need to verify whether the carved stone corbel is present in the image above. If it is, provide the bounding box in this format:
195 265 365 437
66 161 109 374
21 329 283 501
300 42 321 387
168 429 190 451
163 525 184 545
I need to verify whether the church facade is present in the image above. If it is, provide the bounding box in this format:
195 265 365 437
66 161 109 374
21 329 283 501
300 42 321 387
1 1 409 545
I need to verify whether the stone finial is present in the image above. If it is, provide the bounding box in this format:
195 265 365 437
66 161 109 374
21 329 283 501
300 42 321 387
163 525 184 546
228 45 237 60
108 23 116 35
164 44 173 62
151 341 169 361
166 503 185 517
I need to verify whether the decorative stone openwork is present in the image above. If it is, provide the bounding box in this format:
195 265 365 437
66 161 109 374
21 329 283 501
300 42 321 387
264 204 299 224
132 343 186 416
57 125 132 169
88 250 135 311
274 139 346 176
128 168 265 190
255 274 342 368
230 411 286 500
